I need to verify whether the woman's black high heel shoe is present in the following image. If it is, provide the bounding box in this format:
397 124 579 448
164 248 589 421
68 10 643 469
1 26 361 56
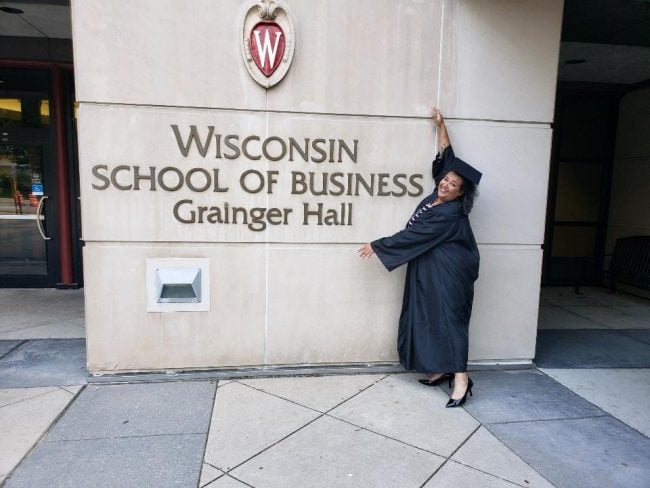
418 373 453 389
445 378 473 408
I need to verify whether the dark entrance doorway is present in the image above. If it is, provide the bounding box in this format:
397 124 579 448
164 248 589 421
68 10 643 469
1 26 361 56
0 66 79 288
542 0 650 287
542 86 622 285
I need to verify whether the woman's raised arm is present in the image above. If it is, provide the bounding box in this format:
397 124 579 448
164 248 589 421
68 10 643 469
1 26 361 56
432 107 450 152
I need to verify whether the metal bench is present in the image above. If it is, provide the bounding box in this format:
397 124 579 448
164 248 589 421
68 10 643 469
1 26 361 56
604 236 650 292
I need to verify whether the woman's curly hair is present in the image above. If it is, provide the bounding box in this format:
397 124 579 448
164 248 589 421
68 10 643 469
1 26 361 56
460 179 479 215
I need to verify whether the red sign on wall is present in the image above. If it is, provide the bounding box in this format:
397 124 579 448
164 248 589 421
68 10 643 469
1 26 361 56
241 1 295 88
249 22 286 77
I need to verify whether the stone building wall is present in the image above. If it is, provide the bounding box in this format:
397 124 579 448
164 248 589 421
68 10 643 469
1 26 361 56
72 0 564 372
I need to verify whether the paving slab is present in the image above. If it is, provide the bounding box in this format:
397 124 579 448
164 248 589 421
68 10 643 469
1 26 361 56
541 287 647 307
0 386 59 408
620 328 650 345
206 475 251 487
451 426 555 488
0 308 60 332
0 290 84 340
0 289 24 305
199 463 223 487
4 433 205 488
489 416 650 488
328 374 479 457
541 368 650 436
239 374 385 412
563 305 650 329
59 385 83 395
230 415 443 488
424 461 523 488
457 370 604 424
537 305 602 330
0 339 88 387
0 341 24 360
0 320 85 340
47 381 216 440
535 329 650 368
204 381 320 471
613 305 650 326
0 388 77 482
14 289 84 317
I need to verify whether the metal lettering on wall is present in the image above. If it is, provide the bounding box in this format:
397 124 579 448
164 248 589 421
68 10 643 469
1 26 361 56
90 125 424 233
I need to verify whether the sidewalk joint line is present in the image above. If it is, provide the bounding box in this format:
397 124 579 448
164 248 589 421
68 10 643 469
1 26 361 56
0 339 28 361
0 383 87 485
233 372 390 416
418 424 482 488
487 413 609 426
224 473 256 488
58 385 80 395
220 414 325 475
198 381 220 486
455 415 555 487
448 459 545 488
323 412 447 458
233 380 325 414
552 303 620 329
46 431 207 443
213 377 387 474
199 462 226 488
618 328 650 346
0 387 62 410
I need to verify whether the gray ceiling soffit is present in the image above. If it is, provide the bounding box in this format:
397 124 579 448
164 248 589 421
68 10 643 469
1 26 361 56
562 0 650 47
3 0 70 6
0 1 71 39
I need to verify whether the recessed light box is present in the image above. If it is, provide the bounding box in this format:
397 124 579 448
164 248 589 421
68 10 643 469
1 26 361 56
146 258 210 312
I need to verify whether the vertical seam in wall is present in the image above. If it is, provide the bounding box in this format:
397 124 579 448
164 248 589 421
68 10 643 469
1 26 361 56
264 89 270 364
436 0 445 107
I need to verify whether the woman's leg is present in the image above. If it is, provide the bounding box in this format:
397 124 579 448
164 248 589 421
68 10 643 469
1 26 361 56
419 372 453 387
451 372 469 399
427 373 446 381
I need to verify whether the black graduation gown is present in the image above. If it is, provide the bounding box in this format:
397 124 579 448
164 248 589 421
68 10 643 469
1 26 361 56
371 146 480 373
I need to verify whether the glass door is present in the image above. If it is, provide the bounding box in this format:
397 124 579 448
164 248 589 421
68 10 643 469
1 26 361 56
0 141 59 286
0 67 61 286
0 144 45 276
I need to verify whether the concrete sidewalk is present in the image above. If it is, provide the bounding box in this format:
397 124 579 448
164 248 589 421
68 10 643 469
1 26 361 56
1 287 649 487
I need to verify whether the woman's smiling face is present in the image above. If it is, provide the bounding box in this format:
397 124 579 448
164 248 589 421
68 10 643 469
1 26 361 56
438 170 464 202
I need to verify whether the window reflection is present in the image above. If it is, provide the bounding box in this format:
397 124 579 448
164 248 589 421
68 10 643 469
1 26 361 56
0 98 50 128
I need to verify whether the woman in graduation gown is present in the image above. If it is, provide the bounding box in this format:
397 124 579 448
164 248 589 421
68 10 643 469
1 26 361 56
358 107 482 408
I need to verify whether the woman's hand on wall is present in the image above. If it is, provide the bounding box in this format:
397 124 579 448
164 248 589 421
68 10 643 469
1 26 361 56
431 106 450 151
432 106 445 127
357 243 375 259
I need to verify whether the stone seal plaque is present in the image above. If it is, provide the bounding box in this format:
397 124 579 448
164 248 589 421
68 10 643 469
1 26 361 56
242 0 295 88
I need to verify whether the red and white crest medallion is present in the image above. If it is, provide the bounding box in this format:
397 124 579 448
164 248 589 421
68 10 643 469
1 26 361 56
242 1 295 88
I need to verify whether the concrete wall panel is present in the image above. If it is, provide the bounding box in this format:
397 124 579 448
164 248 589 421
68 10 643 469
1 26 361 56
78 105 551 246
266 0 442 117
83 243 267 372
72 0 266 110
437 121 552 245
469 246 542 362
439 0 563 123
265 246 402 365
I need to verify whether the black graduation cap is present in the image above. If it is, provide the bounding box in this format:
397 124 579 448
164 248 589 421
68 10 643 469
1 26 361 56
447 157 482 186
